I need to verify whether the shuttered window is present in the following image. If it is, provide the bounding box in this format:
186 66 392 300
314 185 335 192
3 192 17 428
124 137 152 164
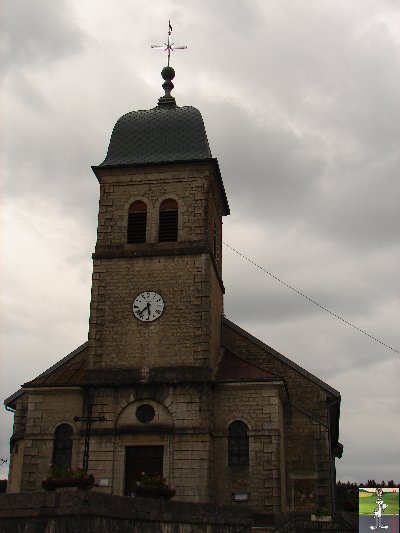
53 424 73 467
158 199 178 242
228 421 249 466
127 201 147 243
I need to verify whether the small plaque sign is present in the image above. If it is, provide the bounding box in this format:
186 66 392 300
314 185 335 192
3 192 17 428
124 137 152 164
233 491 249 502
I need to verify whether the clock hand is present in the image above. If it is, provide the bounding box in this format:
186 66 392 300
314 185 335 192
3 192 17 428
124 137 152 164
137 305 147 317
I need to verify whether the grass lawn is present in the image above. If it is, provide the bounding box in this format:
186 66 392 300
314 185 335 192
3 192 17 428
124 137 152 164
359 490 399 515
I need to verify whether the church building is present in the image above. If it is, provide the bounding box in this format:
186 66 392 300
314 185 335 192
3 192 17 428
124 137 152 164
4 62 343 520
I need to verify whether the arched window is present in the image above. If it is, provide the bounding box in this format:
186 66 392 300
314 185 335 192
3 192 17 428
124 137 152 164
127 201 147 243
158 199 178 242
52 424 73 467
228 420 249 466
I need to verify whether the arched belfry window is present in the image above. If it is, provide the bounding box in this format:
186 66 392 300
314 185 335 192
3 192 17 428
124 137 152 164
228 420 249 466
127 201 147 243
53 424 73 467
158 199 178 242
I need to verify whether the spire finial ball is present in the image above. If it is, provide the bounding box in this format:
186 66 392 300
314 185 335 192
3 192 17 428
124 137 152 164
161 66 175 81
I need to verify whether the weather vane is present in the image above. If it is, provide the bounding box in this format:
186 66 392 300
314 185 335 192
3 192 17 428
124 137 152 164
151 21 187 66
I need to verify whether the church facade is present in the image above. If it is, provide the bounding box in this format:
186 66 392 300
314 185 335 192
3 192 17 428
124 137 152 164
4 66 342 519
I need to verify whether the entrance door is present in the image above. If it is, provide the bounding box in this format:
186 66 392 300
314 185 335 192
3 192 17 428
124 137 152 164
124 446 164 496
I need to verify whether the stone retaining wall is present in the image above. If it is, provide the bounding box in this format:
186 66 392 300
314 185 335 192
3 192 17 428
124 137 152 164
0 489 252 533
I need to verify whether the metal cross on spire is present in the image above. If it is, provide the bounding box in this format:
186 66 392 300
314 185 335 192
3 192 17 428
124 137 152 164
151 21 187 66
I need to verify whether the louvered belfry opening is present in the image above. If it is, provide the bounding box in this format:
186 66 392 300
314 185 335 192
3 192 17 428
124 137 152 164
127 201 147 243
158 199 178 242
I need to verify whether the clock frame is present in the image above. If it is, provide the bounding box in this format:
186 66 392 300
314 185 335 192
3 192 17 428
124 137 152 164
133 291 164 322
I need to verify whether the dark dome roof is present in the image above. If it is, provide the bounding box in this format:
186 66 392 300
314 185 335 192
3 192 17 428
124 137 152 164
99 104 212 167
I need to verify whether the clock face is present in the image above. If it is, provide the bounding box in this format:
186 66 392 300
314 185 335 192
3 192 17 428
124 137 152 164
133 291 164 322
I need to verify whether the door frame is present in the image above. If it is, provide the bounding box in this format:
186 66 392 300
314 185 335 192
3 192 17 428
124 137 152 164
114 435 171 496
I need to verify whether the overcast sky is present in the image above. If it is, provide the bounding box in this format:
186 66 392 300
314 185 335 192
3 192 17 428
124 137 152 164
1 0 399 483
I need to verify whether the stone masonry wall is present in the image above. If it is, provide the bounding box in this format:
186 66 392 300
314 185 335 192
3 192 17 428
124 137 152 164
222 321 335 512
11 382 214 501
69 383 213 502
212 382 284 514
90 254 213 368
89 163 225 371
7 395 28 493
207 184 223 274
209 260 224 373
0 490 252 533
19 389 83 493
95 164 215 247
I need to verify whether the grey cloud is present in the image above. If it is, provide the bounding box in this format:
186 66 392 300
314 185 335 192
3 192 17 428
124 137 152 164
204 102 324 214
208 98 399 250
1 0 86 71
305 174 400 250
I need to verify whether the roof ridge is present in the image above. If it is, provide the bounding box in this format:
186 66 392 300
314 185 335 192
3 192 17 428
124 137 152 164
216 348 280 382
4 342 88 408
223 348 281 378
222 317 340 397
23 342 88 385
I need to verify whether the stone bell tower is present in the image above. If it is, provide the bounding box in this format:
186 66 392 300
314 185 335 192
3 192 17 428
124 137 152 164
88 65 230 374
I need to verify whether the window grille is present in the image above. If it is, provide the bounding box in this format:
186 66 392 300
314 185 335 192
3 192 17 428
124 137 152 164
228 420 249 466
127 201 147 243
158 199 178 242
53 424 73 467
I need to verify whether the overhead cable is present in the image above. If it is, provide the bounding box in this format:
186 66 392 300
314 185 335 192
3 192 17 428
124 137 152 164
223 241 399 355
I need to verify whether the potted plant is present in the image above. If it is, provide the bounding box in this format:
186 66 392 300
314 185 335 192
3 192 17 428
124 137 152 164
311 507 332 522
42 465 95 491
132 472 176 500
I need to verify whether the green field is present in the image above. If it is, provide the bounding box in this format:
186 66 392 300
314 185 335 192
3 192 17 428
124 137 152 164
359 490 399 515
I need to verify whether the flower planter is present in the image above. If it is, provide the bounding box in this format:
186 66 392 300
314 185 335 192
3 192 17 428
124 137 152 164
310 514 332 522
42 474 95 492
132 483 176 500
